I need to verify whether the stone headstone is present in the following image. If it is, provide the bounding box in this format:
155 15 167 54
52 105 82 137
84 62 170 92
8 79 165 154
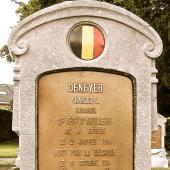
151 114 169 168
8 1 163 170
152 125 161 149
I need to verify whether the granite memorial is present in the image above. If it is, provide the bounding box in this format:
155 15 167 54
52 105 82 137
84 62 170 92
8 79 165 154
8 0 163 170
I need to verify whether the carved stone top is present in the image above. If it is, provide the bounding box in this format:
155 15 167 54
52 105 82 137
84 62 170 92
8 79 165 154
157 114 167 125
8 0 162 59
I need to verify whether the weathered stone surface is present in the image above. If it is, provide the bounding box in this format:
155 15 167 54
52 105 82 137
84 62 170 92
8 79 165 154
8 0 162 170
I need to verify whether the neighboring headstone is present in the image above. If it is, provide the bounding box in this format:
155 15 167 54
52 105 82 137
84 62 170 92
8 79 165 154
151 114 169 168
8 1 163 170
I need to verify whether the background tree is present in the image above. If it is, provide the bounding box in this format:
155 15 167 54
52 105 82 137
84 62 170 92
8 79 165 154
0 45 13 62
1 0 170 117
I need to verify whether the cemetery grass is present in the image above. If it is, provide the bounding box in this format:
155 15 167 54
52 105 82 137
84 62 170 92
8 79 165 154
0 159 15 169
0 164 13 170
0 139 18 158
0 159 13 166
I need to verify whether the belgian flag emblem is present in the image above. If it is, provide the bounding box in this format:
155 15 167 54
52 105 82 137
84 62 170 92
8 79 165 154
69 25 105 60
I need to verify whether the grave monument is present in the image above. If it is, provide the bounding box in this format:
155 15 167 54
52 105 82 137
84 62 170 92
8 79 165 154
8 0 163 170
151 114 169 168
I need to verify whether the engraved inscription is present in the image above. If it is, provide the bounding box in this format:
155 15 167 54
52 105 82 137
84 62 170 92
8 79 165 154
72 96 99 104
79 160 99 166
38 71 133 170
88 126 106 134
68 83 103 93
56 117 113 126
79 139 96 145
75 108 96 114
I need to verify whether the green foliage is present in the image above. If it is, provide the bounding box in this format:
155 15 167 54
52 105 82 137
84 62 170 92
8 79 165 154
0 45 13 63
166 118 170 150
16 0 66 20
0 0 170 116
99 0 136 12
15 0 136 21
0 139 18 158
16 0 41 21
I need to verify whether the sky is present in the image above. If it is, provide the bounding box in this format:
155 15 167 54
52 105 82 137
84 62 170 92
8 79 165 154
0 0 28 85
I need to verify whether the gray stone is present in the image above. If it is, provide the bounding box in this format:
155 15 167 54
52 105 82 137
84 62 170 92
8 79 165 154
8 0 163 170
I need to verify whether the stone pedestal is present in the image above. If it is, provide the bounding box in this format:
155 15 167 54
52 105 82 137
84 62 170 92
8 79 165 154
151 149 168 168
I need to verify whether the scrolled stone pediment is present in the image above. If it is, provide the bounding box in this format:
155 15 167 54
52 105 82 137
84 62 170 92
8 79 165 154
8 0 162 59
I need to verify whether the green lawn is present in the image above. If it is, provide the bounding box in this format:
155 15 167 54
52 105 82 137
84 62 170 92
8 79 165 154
0 159 15 170
0 165 13 170
0 160 13 166
0 140 18 158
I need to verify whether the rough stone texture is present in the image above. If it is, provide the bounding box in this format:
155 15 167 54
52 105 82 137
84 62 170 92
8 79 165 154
151 114 169 168
8 0 163 170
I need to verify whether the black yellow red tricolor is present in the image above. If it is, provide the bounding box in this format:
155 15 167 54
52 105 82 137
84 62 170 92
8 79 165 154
69 25 105 60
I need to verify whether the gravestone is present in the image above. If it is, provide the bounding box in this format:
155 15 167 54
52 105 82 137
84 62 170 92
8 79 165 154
8 1 163 170
151 114 169 168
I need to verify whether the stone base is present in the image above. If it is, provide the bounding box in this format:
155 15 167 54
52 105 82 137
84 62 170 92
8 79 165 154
151 149 169 168
151 157 169 168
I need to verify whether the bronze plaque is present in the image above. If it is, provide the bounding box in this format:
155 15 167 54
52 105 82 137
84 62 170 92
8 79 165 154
151 126 161 149
38 70 134 170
